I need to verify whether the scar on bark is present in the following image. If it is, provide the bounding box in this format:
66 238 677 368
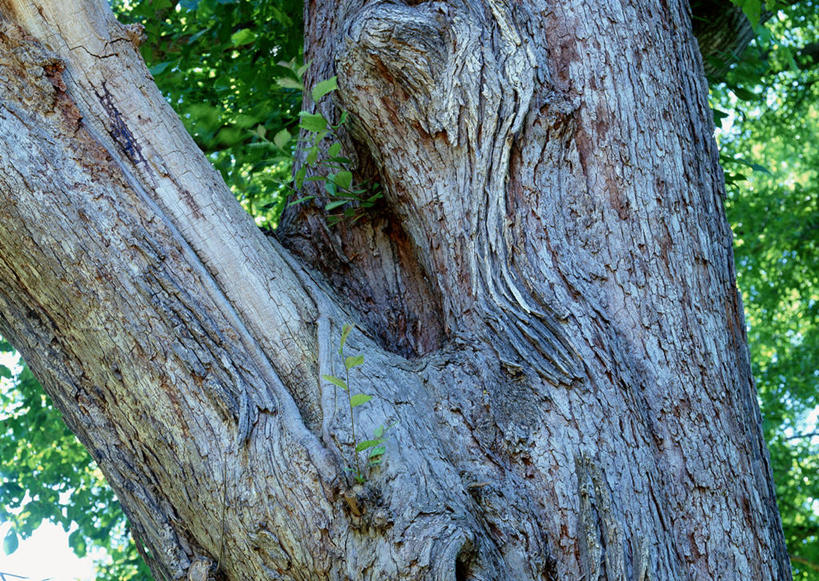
576 454 636 580
95 81 150 169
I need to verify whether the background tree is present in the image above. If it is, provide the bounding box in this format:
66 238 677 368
711 2 819 576
0 0 805 579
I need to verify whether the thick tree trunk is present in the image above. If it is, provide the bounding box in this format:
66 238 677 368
0 0 791 580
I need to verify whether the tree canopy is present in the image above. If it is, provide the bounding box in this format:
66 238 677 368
711 2 819 576
0 0 816 578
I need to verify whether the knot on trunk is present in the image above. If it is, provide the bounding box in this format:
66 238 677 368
337 0 535 152
335 0 536 308
333 0 581 383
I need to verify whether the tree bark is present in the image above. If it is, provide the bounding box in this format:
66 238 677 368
690 0 758 80
0 1 791 580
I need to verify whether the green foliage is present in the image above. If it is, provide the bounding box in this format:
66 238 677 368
731 0 762 28
321 325 390 484
713 2 819 577
729 0 785 29
0 350 152 580
278 68 382 225
113 0 304 230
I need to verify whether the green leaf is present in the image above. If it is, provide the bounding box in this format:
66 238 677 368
340 324 353 352
373 424 384 439
730 0 761 27
311 130 329 144
328 142 342 157
216 126 243 146
333 170 353 191
288 196 314 207
3 528 18 555
712 108 730 124
355 438 384 452
326 199 347 212
350 393 373 408
298 112 328 133
731 157 772 175
230 28 257 47
325 182 339 198
68 529 87 558
321 374 348 391
367 445 386 458
744 1 762 28
731 86 757 101
276 77 304 91
295 166 307 189
0 364 11 379
149 61 174 76
311 76 338 103
724 172 748 185
273 129 291 150
345 355 364 370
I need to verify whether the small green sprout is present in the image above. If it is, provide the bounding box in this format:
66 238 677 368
321 324 390 484
271 65 382 225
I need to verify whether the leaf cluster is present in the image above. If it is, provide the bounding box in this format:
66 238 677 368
275 71 383 226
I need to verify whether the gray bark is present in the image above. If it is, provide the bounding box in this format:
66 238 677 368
0 0 791 580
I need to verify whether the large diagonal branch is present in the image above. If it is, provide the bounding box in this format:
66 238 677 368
0 0 367 575
1 0 324 397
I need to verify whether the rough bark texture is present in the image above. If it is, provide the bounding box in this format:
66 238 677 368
0 0 791 580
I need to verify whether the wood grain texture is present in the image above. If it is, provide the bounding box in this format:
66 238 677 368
0 0 791 579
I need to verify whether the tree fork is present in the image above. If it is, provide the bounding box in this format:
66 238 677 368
0 0 793 580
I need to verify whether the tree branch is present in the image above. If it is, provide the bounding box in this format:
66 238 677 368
791 555 819 572
785 430 819 441
3 0 325 401
691 0 758 81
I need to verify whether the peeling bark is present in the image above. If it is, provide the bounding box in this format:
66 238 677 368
0 1 791 580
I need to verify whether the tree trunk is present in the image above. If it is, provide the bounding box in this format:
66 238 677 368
0 0 791 579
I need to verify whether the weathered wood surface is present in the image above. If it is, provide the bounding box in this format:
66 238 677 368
0 0 791 579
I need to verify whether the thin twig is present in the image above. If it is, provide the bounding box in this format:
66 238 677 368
792 555 819 572
785 430 819 441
